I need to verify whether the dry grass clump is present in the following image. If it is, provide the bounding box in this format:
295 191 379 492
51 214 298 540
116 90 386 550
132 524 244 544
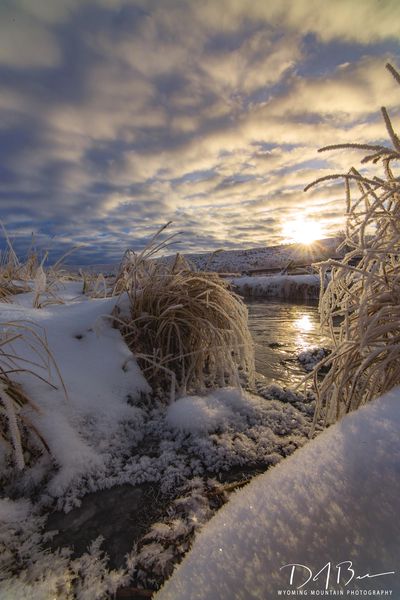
0 222 81 307
0 227 32 301
113 225 255 400
0 321 65 470
305 62 400 426
80 269 111 298
0 375 46 471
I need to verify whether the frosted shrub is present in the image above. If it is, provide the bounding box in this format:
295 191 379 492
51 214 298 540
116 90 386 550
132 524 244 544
305 63 400 426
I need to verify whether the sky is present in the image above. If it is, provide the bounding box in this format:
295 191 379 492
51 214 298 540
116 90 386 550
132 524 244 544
0 0 399 264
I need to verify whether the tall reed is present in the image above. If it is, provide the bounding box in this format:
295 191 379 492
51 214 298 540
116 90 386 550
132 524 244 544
305 63 400 426
0 321 66 470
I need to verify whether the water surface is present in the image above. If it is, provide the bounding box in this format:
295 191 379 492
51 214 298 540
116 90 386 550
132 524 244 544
246 299 330 386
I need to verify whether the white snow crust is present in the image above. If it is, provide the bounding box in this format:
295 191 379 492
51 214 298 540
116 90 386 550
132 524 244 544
232 273 321 300
157 387 400 598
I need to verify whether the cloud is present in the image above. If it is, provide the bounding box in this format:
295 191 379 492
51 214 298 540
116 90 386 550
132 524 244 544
200 29 301 97
0 5 61 68
196 0 400 44
263 56 400 118
0 0 399 263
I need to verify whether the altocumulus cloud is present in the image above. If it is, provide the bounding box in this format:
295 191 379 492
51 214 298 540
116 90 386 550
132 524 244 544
0 0 399 263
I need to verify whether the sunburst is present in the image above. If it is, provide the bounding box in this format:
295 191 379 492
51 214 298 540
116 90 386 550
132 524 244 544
282 218 324 245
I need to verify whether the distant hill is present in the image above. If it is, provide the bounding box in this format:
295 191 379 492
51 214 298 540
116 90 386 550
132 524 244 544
162 237 345 274
66 237 345 275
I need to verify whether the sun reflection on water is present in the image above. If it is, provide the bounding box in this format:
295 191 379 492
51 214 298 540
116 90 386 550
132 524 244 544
294 314 314 332
247 301 329 386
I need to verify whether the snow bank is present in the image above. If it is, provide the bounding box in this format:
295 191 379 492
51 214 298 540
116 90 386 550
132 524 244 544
156 387 400 598
0 285 150 505
231 273 321 300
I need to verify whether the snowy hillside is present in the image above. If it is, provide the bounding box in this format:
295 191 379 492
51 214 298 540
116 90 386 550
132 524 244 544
67 237 343 276
172 237 343 274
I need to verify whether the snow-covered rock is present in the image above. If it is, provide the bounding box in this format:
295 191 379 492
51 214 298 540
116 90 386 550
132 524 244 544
298 347 330 371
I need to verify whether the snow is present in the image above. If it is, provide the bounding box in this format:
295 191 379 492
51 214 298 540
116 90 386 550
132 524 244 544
0 496 31 524
298 347 330 372
0 375 315 596
165 388 260 434
1 282 150 503
156 387 400 598
0 496 131 599
161 237 343 274
3 276 397 597
166 395 232 434
231 273 322 300
131 478 219 587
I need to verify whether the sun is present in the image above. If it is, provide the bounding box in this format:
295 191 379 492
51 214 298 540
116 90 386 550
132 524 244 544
282 218 324 245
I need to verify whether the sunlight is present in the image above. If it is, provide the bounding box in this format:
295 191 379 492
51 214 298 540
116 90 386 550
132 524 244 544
294 314 314 332
282 218 324 245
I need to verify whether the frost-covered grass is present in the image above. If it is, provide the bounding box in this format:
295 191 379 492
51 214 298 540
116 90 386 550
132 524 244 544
306 62 400 425
112 226 255 400
0 223 81 309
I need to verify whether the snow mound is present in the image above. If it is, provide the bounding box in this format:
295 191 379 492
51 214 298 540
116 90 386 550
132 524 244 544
166 388 254 434
156 387 400 598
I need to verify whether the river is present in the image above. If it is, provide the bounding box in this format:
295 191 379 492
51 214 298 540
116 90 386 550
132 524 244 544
246 299 330 386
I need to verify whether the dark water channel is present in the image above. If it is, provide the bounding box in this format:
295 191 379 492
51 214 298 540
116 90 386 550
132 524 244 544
246 299 330 386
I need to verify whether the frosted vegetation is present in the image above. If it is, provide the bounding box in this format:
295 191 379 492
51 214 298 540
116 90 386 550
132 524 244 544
1 63 400 597
306 62 400 427
111 227 255 399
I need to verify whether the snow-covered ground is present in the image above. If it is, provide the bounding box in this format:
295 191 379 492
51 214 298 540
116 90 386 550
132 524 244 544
1 281 319 596
2 277 395 598
156 387 400 598
1 283 149 507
